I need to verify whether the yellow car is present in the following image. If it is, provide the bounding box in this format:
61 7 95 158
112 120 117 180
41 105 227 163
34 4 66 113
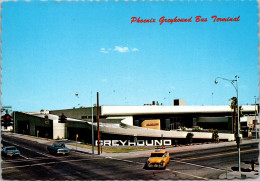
146 147 170 169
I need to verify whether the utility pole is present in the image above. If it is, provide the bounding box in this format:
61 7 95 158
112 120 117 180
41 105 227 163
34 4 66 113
91 91 94 154
13 111 15 133
97 92 100 155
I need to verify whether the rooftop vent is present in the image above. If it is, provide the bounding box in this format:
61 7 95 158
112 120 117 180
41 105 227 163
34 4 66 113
152 101 159 106
174 99 186 106
144 101 159 106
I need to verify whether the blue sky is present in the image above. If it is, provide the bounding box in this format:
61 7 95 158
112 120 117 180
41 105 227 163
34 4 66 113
1 0 259 112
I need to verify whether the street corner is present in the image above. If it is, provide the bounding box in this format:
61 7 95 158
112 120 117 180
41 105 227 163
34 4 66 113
219 160 259 179
219 171 259 179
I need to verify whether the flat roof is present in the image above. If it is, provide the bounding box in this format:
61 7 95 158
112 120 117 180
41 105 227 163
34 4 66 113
101 105 257 116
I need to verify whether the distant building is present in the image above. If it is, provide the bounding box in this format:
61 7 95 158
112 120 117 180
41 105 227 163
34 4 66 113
13 100 259 144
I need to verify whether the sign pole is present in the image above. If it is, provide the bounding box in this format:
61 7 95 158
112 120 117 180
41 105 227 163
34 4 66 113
134 134 137 152
76 134 78 151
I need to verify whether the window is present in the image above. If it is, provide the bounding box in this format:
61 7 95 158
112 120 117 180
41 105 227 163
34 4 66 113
151 153 164 157
54 143 65 148
6 147 16 151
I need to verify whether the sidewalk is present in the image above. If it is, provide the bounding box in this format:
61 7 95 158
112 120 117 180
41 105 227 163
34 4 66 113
219 169 259 179
3 132 54 144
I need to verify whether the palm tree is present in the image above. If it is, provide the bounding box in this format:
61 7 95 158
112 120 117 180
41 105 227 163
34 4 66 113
229 97 237 134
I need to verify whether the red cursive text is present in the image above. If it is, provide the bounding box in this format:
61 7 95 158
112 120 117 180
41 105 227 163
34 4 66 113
195 16 207 22
131 17 156 23
211 15 240 22
159 16 192 25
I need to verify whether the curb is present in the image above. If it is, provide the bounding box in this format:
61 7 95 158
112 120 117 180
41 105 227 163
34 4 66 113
70 149 94 155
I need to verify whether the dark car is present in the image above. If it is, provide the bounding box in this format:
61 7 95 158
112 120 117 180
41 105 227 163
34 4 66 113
2 146 20 157
47 142 70 155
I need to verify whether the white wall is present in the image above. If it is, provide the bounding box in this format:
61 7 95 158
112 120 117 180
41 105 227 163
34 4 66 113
243 116 258 126
106 116 133 126
50 115 66 139
101 105 256 116
99 124 236 141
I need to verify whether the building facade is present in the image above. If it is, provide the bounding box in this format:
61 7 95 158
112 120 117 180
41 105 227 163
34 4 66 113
13 104 259 145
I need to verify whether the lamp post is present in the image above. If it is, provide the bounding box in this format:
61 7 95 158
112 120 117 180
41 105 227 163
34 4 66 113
215 75 241 173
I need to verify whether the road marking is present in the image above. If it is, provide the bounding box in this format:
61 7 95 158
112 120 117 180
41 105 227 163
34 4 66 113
2 157 102 170
109 157 135 163
179 148 259 162
105 157 147 166
3 140 55 158
2 155 103 164
2 155 29 162
135 162 142 164
168 148 259 174
94 156 208 179
19 155 29 159
171 169 208 180
172 160 224 171
2 156 65 163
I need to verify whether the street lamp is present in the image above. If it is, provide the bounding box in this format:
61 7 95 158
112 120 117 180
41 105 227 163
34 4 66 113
215 75 241 173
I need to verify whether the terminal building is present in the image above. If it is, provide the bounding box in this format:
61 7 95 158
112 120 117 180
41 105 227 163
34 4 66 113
13 99 259 145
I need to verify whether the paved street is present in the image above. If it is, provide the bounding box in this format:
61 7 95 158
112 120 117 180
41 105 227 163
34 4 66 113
1 133 259 180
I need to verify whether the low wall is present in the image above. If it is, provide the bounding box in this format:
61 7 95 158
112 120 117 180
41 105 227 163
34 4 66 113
99 124 236 141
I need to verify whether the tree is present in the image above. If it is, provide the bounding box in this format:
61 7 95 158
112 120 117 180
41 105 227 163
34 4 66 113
229 97 237 134
186 133 194 145
212 129 219 143
193 126 201 132
229 97 243 135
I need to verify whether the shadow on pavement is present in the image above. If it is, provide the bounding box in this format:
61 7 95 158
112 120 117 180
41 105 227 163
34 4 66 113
231 167 252 172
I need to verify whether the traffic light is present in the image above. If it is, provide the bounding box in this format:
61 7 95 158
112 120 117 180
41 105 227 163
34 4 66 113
59 113 67 123
1 115 5 128
239 105 243 118
1 114 13 129
6 114 12 126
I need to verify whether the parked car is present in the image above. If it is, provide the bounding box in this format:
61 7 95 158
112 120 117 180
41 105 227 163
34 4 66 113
2 146 20 157
47 142 69 155
145 147 170 169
